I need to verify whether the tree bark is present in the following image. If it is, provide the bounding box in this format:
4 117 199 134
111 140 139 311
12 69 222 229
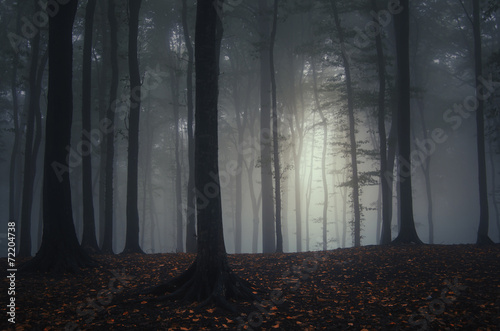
391 0 423 245
473 0 494 245
182 0 197 253
101 0 118 254
270 0 282 253
21 0 94 273
123 0 145 254
259 0 276 254
81 0 100 254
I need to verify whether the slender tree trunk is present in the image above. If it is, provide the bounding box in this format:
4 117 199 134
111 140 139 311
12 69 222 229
331 0 361 247
19 0 42 257
311 60 329 251
270 0 282 253
304 118 315 252
182 0 197 253
9 2 22 233
81 0 100 253
473 0 494 245
21 0 94 272
123 0 144 254
488 141 500 242
101 0 118 254
259 0 276 253
392 0 423 245
170 65 184 252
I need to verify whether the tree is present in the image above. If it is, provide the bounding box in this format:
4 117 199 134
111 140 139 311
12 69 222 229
80 0 100 254
21 0 94 272
330 0 362 247
391 0 423 245
259 0 276 253
18 0 42 257
182 0 197 253
270 0 283 253
471 0 494 244
122 0 145 254
149 0 257 310
101 0 118 254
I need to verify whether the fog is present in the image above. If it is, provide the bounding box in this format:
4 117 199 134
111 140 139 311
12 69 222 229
0 0 499 257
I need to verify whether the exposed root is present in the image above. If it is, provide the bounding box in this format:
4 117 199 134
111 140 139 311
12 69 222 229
146 260 260 312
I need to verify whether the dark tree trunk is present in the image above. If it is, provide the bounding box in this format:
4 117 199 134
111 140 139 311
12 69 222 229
97 0 110 248
101 0 118 254
9 3 22 237
311 60 329 251
182 0 197 253
259 0 276 254
80 0 100 254
270 0 282 253
330 0 361 247
391 0 423 245
149 0 257 310
371 0 391 245
473 0 494 245
170 65 184 252
19 0 42 257
21 0 94 273
123 0 144 254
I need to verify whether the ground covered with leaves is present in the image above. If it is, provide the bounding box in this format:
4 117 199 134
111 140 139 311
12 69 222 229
1 244 499 330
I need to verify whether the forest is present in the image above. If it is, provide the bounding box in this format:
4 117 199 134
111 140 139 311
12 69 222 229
1 0 499 329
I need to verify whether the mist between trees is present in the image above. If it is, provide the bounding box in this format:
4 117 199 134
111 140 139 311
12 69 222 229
1 0 499 260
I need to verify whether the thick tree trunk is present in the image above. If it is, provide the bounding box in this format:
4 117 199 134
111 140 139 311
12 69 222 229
331 0 361 247
391 0 423 245
101 0 118 254
259 0 276 254
473 0 494 245
21 0 94 272
123 0 144 254
81 0 100 254
182 0 197 253
149 0 257 310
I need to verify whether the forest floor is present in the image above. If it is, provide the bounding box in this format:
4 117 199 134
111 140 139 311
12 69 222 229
1 244 499 330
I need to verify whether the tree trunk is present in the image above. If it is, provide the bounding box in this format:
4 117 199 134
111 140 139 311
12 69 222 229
101 0 118 254
9 2 22 237
330 0 361 247
182 0 197 253
80 0 100 254
149 0 257 310
21 0 94 272
259 0 276 254
311 59 329 251
270 0 282 253
19 0 42 257
473 0 494 245
123 0 144 254
391 0 423 245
